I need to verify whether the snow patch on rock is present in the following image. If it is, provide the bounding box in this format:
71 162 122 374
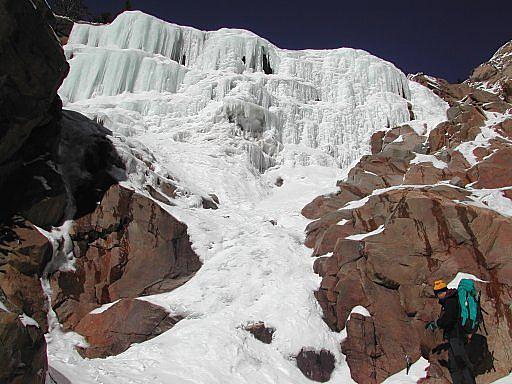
448 272 488 289
346 224 385 240
382 357 429 384
411 154 448 169
19 313 40 328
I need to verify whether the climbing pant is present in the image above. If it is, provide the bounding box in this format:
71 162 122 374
448 337 476 384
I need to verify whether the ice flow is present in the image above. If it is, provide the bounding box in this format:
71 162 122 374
58 11 444 172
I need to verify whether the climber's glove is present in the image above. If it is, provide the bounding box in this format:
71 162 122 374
425 321 438 331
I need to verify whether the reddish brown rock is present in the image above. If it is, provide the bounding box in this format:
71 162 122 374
427 122 452 153
309 187 512 383
494 118 512 140
483 101 511 114
0 311 47 384
445 150 471 182
409 73 470 106
341 314 387 383
345 154 411 196
473 147 490 162
51 184 202 330
404 163 446 185
159 178 178 199
307 221 357 257
380 125 425 154
447 104 486 131
245 322 275 344
371 131 386 154
468 41 512 102
0 218 52 331
471 64 498 83
302 192 356 220
427 105 485 154
410 73 508 108
0 265 48 331
296 348 335 383
74 299 181 358
0 218 51 276
468 146 512 189
202 195 219 209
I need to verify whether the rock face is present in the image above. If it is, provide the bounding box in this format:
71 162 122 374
1 0 122 228
313 185 512 383
1 110 124 229
468 41 512 103
0 218 52 331
51 184 201 330
74 299 181 358
0 311 47 384
0 2 73 380
305 47 512 383
341 313 386 383
296 348 336 383
0 0 68 168
409 73 509 113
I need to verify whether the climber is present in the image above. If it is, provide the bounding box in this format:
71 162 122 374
425 279 476 384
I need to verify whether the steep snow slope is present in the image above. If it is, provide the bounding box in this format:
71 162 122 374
47 11 450 384
59 11 435 171
47 165 354 384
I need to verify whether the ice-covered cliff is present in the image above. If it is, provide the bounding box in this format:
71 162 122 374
40 9 456 384
59 11 444 172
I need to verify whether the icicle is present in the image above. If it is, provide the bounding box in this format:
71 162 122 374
60 11 439 170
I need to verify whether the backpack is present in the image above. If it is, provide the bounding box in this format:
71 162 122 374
467 333 495 376
457 279 485 334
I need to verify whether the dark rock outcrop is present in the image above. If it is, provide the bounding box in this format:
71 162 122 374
0 0 185 377
0 0 69 168
296 348 335 383
0 218 52 331
245 322 275 344
1 110 124 228
31 0 75 44
74 299 181 358
0 2 72 380
0 311 47 384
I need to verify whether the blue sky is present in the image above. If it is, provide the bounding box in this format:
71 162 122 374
82 0 512 82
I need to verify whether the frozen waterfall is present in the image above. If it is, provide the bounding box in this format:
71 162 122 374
59 11 442 171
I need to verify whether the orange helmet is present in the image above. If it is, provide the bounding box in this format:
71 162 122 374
433 279 448 295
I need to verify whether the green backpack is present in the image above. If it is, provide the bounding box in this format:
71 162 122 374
457 279 485 334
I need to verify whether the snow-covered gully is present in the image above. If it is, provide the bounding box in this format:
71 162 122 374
46 159 433 383
46 164 353 383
